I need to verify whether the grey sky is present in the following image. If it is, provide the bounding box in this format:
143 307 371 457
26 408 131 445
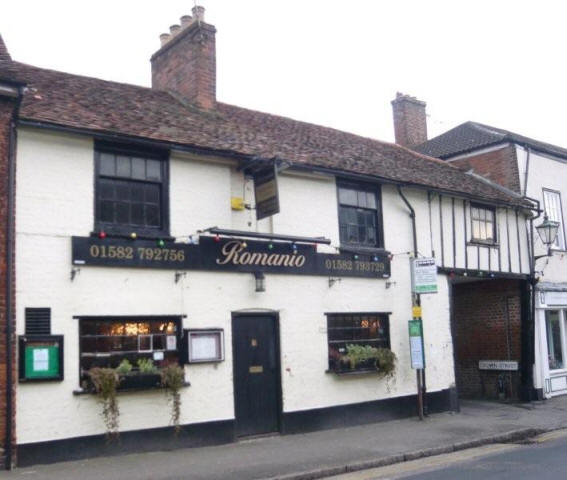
1 1 566 148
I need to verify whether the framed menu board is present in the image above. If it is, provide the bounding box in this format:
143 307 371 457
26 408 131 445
19 336 64 382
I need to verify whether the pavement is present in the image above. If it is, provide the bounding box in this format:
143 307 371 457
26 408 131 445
2 396 567 480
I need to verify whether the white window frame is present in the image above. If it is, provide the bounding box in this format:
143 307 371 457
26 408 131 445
545 309 567 372
470 203 497 244
543 188 566 250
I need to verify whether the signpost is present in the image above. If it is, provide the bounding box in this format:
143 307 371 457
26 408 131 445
411 258 438 294
408 319 425 370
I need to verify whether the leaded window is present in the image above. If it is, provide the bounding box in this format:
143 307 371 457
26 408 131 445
338 182 382 248
95 144 168 236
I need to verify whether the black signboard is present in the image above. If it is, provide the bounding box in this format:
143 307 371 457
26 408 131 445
72 236 390 278
253 164 280 220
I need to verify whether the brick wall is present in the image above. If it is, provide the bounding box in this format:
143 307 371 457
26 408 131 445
0 96 17 467
448 145 521 193
151 22 216 110
452 279 523 399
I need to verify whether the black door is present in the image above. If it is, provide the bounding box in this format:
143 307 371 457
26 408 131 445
232 315 280 437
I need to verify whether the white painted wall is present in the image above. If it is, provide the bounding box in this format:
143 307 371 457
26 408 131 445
518 146 567 283
15 128 458 444
517 146 567 398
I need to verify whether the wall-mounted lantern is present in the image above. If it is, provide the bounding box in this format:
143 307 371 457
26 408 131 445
535 215 560 260
254 271 265 292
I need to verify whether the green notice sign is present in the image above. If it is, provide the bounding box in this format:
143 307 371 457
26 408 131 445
24 344 60 379
408 319 425 369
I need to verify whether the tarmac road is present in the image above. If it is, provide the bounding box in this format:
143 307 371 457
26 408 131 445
328 429 567 480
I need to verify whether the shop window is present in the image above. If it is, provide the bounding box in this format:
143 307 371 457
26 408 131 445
78 317 181 385
470 204 496 244
546 310 565 371
327 313 390 372
543 189 565 250
337 181 383 248
95 143 169 237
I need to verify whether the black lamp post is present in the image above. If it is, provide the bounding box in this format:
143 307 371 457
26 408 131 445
535 215 560 260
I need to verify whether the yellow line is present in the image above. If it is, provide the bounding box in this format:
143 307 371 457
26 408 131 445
326 444 521 480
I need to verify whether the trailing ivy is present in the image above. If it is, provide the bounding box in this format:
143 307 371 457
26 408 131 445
88 367 121 440
161 364 185 435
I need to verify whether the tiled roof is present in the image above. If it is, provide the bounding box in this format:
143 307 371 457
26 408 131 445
416 121 567 161
0 59 528 206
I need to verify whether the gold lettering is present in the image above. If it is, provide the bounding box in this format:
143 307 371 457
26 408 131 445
216 240 244 265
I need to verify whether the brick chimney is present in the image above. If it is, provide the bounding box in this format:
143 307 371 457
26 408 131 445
0 34 12 62
391 93 427 148
150 6 216 110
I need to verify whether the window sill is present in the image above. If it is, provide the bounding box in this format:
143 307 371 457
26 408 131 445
467 241 499 248
73 380 191 396
91 230 174 242
325 368 379 376
339 245 388 255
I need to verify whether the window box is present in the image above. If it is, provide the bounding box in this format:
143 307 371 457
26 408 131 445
118 372 162 391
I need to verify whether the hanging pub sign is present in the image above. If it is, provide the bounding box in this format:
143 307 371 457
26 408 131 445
72 236 391 279
411 257 438 294
253 163 280 220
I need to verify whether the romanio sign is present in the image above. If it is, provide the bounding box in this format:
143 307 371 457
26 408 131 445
72 236 391 279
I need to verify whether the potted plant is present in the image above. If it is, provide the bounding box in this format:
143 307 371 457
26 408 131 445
88 367 121 440
119 358 162 390
161 363 185 435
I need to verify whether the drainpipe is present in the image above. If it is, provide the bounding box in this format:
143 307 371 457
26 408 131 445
525 196 541 402
5 87 24 470
397 186 427 418
522 145 531 197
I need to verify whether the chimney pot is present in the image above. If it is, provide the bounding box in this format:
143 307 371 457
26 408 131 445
152 9 216 110
192 5 205 21
159 33 171 46
180 15 193 27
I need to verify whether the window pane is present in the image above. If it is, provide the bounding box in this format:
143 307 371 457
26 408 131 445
357 191 367 208
99 180 115 200
100 201 114 223
145 184 160 204
99 153 115 176
131 157 146 180
116 203 129 224
546 310 564 370
471 208 479 220
131 184 145 202
116 183 130 201
366 192 377 209
146 160 161 181
116 155 131 177
338 188 357 206
131 204 144 225
146 205 160 227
